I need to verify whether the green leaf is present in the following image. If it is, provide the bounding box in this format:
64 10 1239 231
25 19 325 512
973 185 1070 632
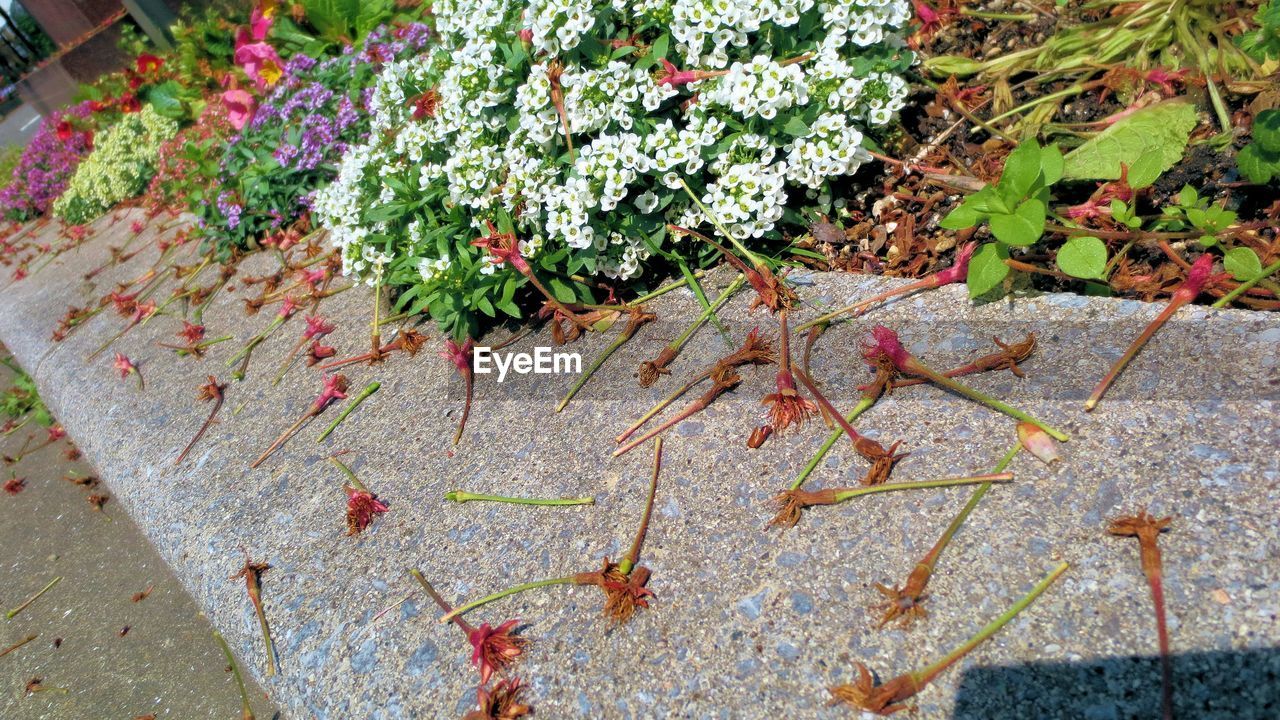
967 243 1010 298
1040 144 1064 185
999 140 1043 199
1237 142 1278 185
989 198 1045 247
1253 109 1280 153
1062 102 1197 183
146 80 186 119
1223 247 1263 281
782 115 811 137
939 200 983 230
1056 236 1108 280
922 55 984 77
546 276 578 304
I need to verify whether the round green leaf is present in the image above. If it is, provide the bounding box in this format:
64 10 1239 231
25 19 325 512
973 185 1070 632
1237 142 1277 185
967 243 1011 298
1056 236 1108 280
1254 109 1280 153
989 198 1046 247
1223 247 1263 281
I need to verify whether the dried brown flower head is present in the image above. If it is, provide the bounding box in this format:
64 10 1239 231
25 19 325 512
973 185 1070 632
464 677 532 720
767 488 839 529
828 662 919 715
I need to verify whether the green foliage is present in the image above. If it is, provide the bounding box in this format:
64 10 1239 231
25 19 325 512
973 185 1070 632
1056 236 1108 280
1152 185 1238 247
292 0 398 44
1237 109 1280 185
0 360 51 427
941 140 1064 296
1062 102 1197 188
1238 0 1280 61
1223 247 1263 280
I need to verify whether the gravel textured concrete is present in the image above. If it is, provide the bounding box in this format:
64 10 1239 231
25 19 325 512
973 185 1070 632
0 210 1276 719
0 345 278 719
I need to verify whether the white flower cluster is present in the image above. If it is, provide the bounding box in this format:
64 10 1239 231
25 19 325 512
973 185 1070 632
313 0 911 331
705 56 808 120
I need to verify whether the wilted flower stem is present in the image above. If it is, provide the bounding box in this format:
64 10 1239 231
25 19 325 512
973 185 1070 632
787 395 877 491
830 562 1068 715
175 377 227 465
6 576 62 619
871 326 1068 441
638 274 744 387
1086 254 1216 412
316 382 380 443
613 367 740 457
1109 511 1175 720
445 491 594 506
678 179 766 270
795 243 976 333
442 440 664 623
875 443 1021 626
558 309 655 412
231 553 276 677
252 375 348 467
212 630 256 720
830 474 1011 503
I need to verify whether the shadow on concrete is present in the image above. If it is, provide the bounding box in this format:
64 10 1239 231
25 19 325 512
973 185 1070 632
953 646 1280 720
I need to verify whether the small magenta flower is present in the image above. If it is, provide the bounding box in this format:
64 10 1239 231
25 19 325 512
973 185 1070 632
656 58 700 87
178 321 206 345
129 220 145 234
314 374 349 412
306 341 336 366
114 353 143 389
277 295 298 319
304 315 335 339
46 426 66 442
344 486 389 535
468 620 526 685
222 88 256 131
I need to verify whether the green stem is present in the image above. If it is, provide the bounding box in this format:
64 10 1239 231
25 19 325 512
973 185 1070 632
959 8 1035 20
328 456 368 492
6 576 62 619
226 317 284 367
619 437 662 576
439 576 578 623
445 491 594 506
212 630 256 720
557 328 638 413
670 274 744 352
913 561 1069 686
630 271 705 305
1212 259 1280 308
795 279 931 333
316 382 380 443
677 179 767 270
789 396 876 490
918 444 1022 573
912 363 1070 442
831 473 1012 503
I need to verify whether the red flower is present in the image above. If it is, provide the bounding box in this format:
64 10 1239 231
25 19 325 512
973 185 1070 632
114 353 137 378
178 321 206 345
129 220 145 234
3 477 24 495
278 295 298 319
439 338 474 373
129 299 157 325
471 221 530 273
119 94 141 113
410 89 440 120
931 241 976 286
46 426 66 442
1145 68 1188 96
467 619 527 685
313 374 349 412
656 59 699 87
304 315 335 339
306 342 336 365
56 120 74 142
868 326 913 371
135 53 164 75
344 486 389 535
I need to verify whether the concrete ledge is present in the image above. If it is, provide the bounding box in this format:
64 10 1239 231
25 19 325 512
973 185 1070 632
0 212 1277 718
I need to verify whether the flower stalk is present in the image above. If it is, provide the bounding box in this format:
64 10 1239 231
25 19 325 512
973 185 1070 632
796 243 975 333
440 338 475 444
175 376 227 465
442 439 664 624
446 491 594 506
874 443 1021 627
870 326 1069 441
830 561 1069 715
638 274 744 387
231 552 276 677
1109 511 1175 720
1086 254 1218 411
316 381 380 443
212 630 256 720
251 374 348 467
410 568 526 684
558 308 655 412
6 576 62 619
